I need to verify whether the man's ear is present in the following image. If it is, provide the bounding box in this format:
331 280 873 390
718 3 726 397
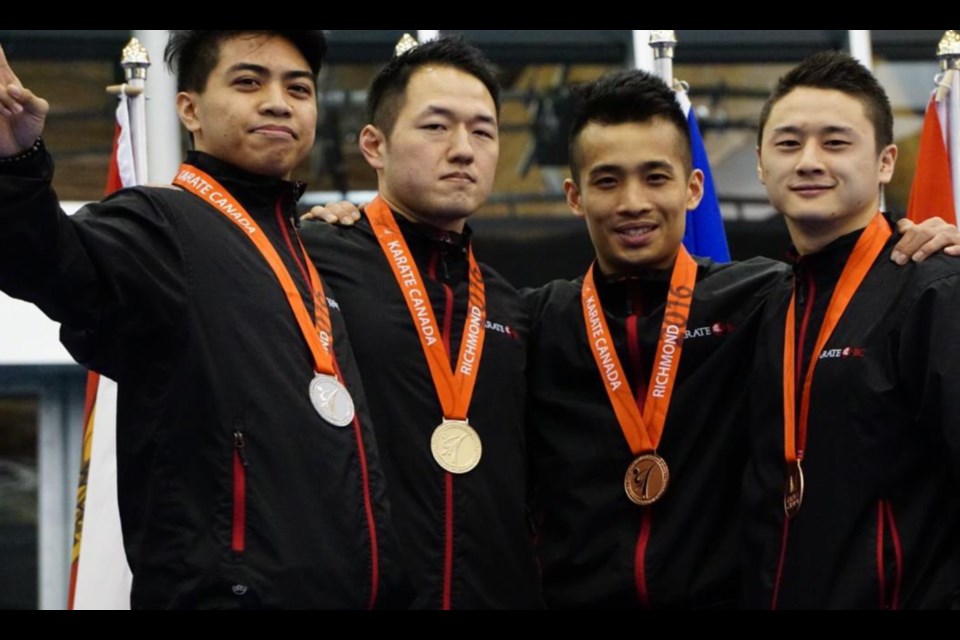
878 143 898 186
359 124 387 171
176 91 202 136
686 168 705 211
755 146 766 185
564 178 585 219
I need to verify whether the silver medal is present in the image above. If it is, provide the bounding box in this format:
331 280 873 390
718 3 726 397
309 374 355 427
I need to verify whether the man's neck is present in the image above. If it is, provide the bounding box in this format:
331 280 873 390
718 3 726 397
595 253 679 280
379 194 467 234
786 209 878 256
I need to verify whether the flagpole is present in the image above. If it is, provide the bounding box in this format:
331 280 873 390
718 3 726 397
937 31 960 217
649 31 677 86
632 30 654 72
70 38 148 611
121 39 150 185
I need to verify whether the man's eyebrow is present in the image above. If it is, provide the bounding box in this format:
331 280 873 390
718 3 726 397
226 63 315 84
588 160 674 175
226 62 269 75
771 124 855 136
420 105 497 125
587 163 625 176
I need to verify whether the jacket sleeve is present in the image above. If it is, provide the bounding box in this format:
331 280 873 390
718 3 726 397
0 142 187 379
897 267 960 489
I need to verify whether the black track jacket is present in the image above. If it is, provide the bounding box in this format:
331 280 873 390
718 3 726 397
302 210 542 609
743 221 960 609
0 147 408 609
527 257 785 608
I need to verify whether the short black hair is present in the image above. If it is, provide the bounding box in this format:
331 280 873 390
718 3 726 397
164 30 327 93
758 51 893 152
568 69 692 185
366 35 501 136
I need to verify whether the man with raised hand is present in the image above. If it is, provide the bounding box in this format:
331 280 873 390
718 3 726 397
0 31 407 609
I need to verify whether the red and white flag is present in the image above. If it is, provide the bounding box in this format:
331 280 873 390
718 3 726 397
68 93 138 610
907 91 956 224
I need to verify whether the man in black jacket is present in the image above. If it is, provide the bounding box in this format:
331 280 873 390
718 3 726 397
302 37 542 609
526 70 788 609
743 52 960 609
0 30 407 609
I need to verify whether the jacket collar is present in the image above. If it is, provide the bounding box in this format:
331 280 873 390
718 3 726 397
391 210 473 251
183 151 307 218
790 214 894 289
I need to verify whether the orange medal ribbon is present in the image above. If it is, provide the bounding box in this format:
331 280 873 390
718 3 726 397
173 165 337 378
782 213 891 517
581 246 697 455
366 197 486 422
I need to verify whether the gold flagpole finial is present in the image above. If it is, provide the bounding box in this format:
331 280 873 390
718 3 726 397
395 33 420 58
649 31 678 60
937 31 960 71
121 38 151 81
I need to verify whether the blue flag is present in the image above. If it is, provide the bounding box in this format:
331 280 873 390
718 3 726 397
679 94 731 262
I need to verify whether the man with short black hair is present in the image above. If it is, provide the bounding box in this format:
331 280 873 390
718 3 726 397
302 36 542 609
744 51 960 609
0 30 407 609
526 69 786 609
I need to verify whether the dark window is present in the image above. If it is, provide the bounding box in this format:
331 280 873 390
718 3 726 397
0 396 39 610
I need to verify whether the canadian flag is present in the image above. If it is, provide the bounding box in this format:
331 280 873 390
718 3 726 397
907 92 956 224
67 93 138 610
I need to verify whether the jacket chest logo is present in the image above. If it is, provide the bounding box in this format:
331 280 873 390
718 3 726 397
683 321 735 341
819 346 867 360
486 320 517 340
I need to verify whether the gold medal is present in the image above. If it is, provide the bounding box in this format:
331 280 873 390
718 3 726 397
783 460 804 519
624 454 669 506
431 420 482 474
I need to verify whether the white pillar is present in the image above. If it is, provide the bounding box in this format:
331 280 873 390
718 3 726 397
38 385 67 610
632 30 654 72
133 30 181 184
848 30 874 71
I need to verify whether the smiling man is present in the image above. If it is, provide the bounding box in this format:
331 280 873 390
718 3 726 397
301 36 541 609
0 30 407 609
743 52 960 609
525 70 789 609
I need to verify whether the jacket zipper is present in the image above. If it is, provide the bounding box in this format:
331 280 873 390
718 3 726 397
232 431 248 554
876 499 903 609
274 200 381 608
429 247 457 611
771 268 817 609
625 284 653 608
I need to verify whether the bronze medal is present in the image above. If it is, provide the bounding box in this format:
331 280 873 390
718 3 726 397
582 253 697 509
780 215 891 521
431 419 482 474
309 374 355 428
624 454 670 506
783 460 804 519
